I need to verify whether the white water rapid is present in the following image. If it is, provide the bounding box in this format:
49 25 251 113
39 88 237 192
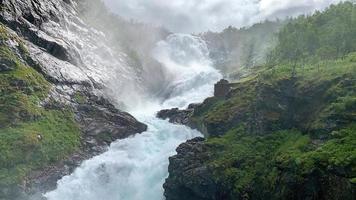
44 34 222 200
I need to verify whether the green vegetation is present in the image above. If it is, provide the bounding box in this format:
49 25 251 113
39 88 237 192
187 2 356 199
206 125 355 199
269 1 356 64
0 110 80 185
193 54 355 136
207 129 309 199
201 21 282 75
73 91 87 104
190 57 356 199
0 24 80 189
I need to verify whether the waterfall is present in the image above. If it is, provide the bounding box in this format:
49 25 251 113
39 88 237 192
44 34 222 200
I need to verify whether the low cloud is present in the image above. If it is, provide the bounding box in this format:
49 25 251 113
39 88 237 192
103 0 343 33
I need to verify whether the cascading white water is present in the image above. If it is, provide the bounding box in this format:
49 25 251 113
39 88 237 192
44 34 222 200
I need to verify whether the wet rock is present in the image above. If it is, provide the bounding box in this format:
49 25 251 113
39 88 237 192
0 0 101 86
164 137 221 200
0 1 148 197
76 100 148 144
157 107 194 125
63 0 72 4
188 103 202 109
24 88 147 195
0 0 73 62
0 0 149 199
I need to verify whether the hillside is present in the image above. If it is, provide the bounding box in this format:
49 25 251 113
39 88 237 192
201 21 282 77
163 2 356 200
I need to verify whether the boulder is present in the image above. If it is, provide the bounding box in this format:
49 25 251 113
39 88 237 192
164 137 222 200
157 108 194 125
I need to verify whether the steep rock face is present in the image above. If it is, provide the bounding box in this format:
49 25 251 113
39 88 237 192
0 0 148 144
1 0 84 71
0 0 141 87
164 137 221 200
0 0 147 198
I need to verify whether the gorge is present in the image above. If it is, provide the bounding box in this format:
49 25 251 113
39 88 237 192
44 33 223 200
0 0 355 200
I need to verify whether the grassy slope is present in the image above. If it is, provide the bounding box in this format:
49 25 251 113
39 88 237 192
0 24 80 192
187 3 356 198
190 55 356 199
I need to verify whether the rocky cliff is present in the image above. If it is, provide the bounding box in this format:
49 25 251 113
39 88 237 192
162 59 356 199
0 0 148 199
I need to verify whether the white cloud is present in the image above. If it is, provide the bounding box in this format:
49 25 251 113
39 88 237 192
103 0 343 33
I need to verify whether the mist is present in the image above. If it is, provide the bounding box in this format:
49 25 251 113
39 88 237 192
103 0 343 33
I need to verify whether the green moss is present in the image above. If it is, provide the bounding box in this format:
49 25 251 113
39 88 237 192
192 55 356 137
309 125 356 175
204 125 355 199
0 44 50 127
350 178 356 184
0 110 80 185
73 92 87 104
207 128 310 197
346 52 356 62
0 23 81 187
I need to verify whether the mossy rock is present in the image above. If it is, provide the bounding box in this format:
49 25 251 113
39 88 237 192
0 23 81 189
176 55 356 200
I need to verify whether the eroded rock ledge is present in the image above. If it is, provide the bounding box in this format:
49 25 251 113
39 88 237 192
157 103 199 126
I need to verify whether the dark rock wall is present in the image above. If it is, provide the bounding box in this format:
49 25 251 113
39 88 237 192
164 137 220 200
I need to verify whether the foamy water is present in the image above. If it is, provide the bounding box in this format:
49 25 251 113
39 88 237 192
44 34 222 200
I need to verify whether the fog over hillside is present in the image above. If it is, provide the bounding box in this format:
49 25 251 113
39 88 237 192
104 0 342 33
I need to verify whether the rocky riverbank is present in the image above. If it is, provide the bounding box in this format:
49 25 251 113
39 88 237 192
159 8 356 197
26 90 147 195
161 62 356 199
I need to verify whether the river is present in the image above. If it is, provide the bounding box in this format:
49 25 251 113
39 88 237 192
44 34 222 200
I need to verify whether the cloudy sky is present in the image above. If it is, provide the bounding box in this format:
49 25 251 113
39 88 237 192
103 0 342 33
